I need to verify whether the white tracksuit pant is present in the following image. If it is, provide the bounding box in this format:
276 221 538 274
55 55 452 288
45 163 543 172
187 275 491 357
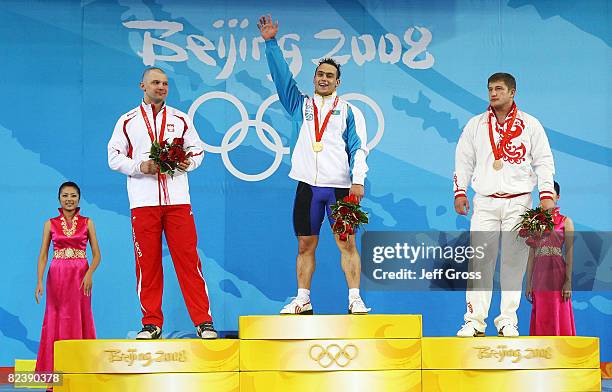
464 193 532 331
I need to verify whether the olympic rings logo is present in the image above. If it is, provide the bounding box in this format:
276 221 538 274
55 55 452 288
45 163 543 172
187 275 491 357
188 92 384 182
308 343 359 368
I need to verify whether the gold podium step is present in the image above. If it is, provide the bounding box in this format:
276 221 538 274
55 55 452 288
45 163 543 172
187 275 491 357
54 339 239 392
240 370 421 392
40 317 601 391
421 337 601 391
239 314 422 339
239 315 422 391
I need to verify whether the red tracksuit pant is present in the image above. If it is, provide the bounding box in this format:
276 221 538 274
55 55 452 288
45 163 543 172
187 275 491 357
131 204 212 327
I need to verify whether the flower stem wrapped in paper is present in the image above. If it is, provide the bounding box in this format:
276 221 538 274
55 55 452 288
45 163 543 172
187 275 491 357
149 137 194 177
330 194 369 241
514 206 555 246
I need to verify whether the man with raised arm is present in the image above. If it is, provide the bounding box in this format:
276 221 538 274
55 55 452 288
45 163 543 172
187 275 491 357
257 15 370 314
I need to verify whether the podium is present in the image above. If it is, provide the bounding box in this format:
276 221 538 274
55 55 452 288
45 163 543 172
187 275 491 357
422 336 601 391
48 315 601 391
239 315 422 391
54 339 239 391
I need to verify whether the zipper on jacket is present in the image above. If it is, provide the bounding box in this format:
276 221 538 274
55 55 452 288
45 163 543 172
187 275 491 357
315 152 318 185
314 95 326 185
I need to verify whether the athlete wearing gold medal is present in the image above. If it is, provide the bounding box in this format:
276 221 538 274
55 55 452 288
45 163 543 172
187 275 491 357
453 73 556 338
258 15 371 315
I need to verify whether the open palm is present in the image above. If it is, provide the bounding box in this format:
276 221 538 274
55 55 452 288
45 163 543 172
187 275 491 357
257 15 278 40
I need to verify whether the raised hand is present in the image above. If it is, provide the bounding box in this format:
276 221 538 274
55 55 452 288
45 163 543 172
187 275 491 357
257 14 278 40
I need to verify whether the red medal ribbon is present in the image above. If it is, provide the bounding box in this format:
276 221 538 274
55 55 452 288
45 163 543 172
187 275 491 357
312 96 339 143
140 104 170 205
488 103 518 161
140 104 167 143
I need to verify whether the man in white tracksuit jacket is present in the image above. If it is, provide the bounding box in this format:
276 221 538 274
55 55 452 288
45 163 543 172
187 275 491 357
108 68 217 340
258 15 371 315
454 72 555 337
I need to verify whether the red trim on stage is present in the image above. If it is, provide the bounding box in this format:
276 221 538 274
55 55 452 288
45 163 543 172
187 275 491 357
0 367 14 384
602 361 612 379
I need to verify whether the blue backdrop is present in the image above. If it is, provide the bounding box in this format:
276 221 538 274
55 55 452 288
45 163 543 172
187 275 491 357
1 0 610 365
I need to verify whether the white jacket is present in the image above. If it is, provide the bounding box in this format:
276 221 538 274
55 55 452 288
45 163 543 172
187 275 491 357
108 102 205 209
454 109 555 200
265 39 369 188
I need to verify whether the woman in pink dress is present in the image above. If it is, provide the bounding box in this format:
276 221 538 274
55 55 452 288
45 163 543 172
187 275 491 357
35 182 100 373
525 181 576 336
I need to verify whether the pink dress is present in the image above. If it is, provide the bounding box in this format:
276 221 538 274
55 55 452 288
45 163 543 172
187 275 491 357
36 209 96 372
528 208 576 336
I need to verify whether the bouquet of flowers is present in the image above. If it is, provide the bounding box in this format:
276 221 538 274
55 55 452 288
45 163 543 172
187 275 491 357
149 138 193 177
330 194 369 241
514 206 555 240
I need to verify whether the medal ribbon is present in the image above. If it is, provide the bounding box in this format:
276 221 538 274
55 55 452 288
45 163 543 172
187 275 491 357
488 102 517 162
312 96 339 143
140 104 170 205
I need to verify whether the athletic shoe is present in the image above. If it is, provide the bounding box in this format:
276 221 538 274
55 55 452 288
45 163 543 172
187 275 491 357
456 322 485 337
348 297 371 314
280 297 313 315
498 324 519 337
196 321 218 339
136 324 162 340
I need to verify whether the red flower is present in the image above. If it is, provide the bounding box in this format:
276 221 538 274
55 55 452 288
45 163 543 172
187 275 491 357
168 146 186 162
338 206 350 215
168 148 178 162
518 228 528 238
339 233 348 241
173 137 185 146
332 219 346 234
159 152 169 162
160 140 167 148
342 194 359 205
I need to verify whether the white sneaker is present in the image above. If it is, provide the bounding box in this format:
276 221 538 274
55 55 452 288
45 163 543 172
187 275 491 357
456 322 485 337
498 324 519 337
348 297 371 314
196 322 218 339
280 297 313 315
136 324 162 339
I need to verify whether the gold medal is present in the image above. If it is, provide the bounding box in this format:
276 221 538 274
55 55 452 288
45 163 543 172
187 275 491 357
493 159 503 171
313 141 323 152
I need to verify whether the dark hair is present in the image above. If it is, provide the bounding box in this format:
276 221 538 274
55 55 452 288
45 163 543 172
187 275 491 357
554 181 560 196
317 58 341 79
488 72 516 91
58 181 81 198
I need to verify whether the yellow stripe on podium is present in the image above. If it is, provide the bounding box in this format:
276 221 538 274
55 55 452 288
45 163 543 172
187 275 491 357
239 315 422 340
54 339 239 373
422 337 600 370
55 372 239 392
422 369 601 392
240 339 421 371
240 370 421 392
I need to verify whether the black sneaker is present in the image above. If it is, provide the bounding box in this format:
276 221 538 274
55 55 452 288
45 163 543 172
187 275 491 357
196 321 218 339
136 324 162 340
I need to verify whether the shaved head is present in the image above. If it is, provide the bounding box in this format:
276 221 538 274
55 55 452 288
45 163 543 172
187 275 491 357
142 67 166 82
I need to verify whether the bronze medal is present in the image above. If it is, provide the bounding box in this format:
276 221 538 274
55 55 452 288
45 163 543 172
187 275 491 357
493 159 503 171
